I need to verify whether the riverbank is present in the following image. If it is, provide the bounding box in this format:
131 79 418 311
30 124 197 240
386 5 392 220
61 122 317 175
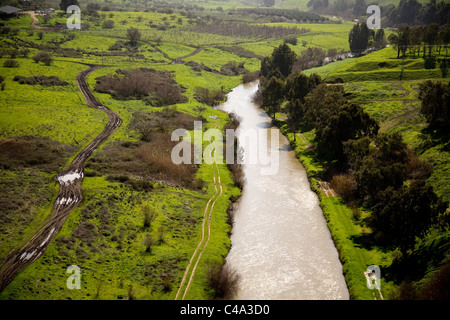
273 118 396 300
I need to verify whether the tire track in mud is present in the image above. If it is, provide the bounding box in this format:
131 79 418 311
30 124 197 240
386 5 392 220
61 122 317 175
175 141 223 300
0 65 122 292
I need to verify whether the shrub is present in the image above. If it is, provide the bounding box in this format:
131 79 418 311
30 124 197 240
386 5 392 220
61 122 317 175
142 204 158 228
194 86 225 106
284 35 298 45
207 262 240 299
242 70 260 83
102 20 115 29
3 59 19 68
142 233 156 253
13 75 68 86
32 51 53 65
330 174 357 203
220 61 247 76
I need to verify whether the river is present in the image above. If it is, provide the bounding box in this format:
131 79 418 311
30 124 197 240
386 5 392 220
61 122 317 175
219 81 349 300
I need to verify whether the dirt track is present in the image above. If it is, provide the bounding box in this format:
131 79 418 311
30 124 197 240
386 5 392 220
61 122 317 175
174 139 223 300
23 11 63 31
0 66 122 292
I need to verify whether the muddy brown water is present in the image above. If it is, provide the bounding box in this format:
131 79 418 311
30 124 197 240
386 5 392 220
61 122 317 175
219 82 349 300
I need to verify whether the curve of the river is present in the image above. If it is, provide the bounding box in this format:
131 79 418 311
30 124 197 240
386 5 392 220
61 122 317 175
220 82 349 300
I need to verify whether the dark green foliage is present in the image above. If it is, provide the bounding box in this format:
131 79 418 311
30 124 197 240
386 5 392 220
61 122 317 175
284 35 298 46
262 76 285 119
13 75 69 86
419 80 450 134
126 27 141 45
348 23 371 55
32 51 53 66
261 44 297 79
2 59 19 68
346 133 409 198
385 0 450 26
60 0 79 12
440 58 448 78
424 56 436 69
315 101 379 161
285 71 312 103
369 181 448 253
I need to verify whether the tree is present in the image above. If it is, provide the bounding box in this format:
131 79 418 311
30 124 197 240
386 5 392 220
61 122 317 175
262 76 285 119
286 99 304 141
262 43 297 79
350 133 409 199
127 27 142 46
423 23 440 57
397 0 421 25
348 23 371 55
370 181 448 253
60 0 79 12
32 51 53 66
419 80 450 134
285 71 310 103
353 0 366 17
440 58 448 77
373 28 386 49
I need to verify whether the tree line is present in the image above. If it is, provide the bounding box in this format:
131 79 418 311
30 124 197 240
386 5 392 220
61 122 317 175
307 0 449 27
388 23 450 59
256 43 449 266
384 0 450 27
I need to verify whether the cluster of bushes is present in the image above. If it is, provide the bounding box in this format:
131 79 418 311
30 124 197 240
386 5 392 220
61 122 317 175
184 60 219 74
3 59 19 68
94 68 187 107
13 75 68 86
32 51 53 66
194 86 225 107
220 61 248 76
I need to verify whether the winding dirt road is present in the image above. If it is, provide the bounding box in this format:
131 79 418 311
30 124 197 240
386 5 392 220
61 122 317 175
0 66 122 292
